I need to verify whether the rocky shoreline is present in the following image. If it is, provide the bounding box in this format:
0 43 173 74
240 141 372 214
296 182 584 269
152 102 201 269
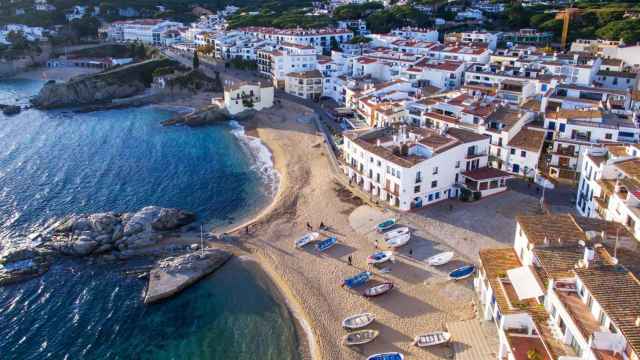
161 105 255 127
0 206 234 303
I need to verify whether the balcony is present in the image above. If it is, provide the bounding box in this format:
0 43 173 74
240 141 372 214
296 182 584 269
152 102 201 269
384 186 399 197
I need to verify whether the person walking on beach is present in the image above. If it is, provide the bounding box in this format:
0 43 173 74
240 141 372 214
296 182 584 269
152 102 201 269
348 255 352 266
374 239 378 249
306 222 312 231
320 221 326 230
409 248 413 257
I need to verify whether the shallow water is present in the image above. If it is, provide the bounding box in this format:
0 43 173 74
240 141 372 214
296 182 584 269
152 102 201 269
0 78 298 359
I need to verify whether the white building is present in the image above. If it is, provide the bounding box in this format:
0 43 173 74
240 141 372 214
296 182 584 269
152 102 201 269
343 125 511 210
402 59 466 90
237 26 353 51
444 31 500 51
222 81 274 115
284 70 323 100
105 19 184 46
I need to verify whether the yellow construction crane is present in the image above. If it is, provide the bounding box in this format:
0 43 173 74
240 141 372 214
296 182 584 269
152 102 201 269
555 7 583 49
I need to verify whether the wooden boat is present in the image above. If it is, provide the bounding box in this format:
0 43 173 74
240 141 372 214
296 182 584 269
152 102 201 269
363 282 394 297
383 226 410 240
342 329 379 346
295 232 319 248
367 352 404 360
376 218 396 233
343 271 373 288
367 251 393 265
385 233 410 248
342 312 375 329
426 251 454 266
316 237 337 252
413 331 451 347
449 265 475 280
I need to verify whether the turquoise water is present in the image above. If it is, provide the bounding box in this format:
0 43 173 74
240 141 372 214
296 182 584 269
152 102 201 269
0 78 299 360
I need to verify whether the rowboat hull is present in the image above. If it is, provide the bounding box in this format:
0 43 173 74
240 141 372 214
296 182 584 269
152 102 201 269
367 251 393 264
385 233 410 248
383 227 410 240
295 232 319 248
449 265 475 280
367 352 404 360
376 218 396 232
343 271 372 288
342 312 375 329
413 331 451 347
316 237 337 252
363 282 394 297
426 251 454 266
342 329 379 346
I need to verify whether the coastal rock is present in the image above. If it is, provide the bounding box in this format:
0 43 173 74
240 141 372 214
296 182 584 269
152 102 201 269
161 105 255 127
0 246 51 286
39 206 196 258
144 248 232 304
0 104 21 116
31 58 178 109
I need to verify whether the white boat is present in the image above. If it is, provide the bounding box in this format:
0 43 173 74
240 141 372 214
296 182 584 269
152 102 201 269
343 329 379 346
295 232 319 248
426 251 454 266
342 312 376 329
367 251 393 264
413 331 451 347
383 227 410 240
385 233 410 248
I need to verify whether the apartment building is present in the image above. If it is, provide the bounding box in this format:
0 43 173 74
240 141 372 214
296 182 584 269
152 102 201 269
444 31 500 51
402 59 466 90
237 26 353 51
257 42 319 88
284 70 323 100
388 27 438 42
105 19 184 46
476 212 640 360
343 125 511 210
576 145 640 236
595 71 640 91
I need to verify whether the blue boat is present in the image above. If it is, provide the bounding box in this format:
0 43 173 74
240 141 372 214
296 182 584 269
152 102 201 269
343 271 372 288
449 265 475 280
367 352 404 360
376 218 396 232
316 237 337 252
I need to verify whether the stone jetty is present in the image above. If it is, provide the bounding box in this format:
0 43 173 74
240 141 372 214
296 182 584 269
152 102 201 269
144 248 232 304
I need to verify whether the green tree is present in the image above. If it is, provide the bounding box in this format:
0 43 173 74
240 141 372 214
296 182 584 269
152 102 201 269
192 50 199 69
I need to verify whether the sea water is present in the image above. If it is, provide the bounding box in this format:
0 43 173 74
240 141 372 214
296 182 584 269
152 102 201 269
0 78 299 360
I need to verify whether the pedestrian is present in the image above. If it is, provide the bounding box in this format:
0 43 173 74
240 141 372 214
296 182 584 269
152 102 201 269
348 255 352 266
375 239 378 249
306 222 312 230
320 221 326 230
409 248 413 257
245 225 249 234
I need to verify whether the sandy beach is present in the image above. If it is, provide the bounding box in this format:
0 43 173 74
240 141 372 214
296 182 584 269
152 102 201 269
217 99 481 360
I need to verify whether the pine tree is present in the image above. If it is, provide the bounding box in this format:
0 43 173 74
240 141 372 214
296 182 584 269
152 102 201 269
192 50 199 69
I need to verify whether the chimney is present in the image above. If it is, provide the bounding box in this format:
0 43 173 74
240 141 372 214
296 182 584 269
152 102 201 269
377 139 381 147
583 244 595 268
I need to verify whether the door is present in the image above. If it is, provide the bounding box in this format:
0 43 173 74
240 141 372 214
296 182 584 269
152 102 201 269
513 164 520 173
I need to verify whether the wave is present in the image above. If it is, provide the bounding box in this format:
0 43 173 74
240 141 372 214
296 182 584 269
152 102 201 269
228 120 280 197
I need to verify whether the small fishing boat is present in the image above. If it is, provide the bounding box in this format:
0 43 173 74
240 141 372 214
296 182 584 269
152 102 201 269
316 237 337 252
367 251 393 265
413 331 451 347
426 251 454 266
342 312 375 329
295 232 319 248
385 233 410 248
363 282 394 297
342 329 379 346
383 227 410 240
343 271 373 288
449 265 475 280
367 352 404 360
376 218 396 233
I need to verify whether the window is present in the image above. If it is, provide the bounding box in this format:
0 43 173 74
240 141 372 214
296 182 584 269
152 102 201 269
415 171 422 183
605 133 612 140
414 185 420 193
434 192 440 199
510 148 516 155
455 161 460 169
431 180 437 188
433 167 438 175
559 123 566 132
521 150 526 158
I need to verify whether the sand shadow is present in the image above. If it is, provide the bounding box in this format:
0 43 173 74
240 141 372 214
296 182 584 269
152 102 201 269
371 321 413 343
379 258 432 285
322 242 356 259
365 284 433 318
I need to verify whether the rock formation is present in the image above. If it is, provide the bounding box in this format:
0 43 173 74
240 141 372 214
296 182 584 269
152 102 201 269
144 248 232 304
44 206 196 256
0 246 51 286
161 105 255 127
31 58 177 109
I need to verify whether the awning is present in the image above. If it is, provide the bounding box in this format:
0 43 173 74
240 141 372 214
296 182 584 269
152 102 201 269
507 266 544 300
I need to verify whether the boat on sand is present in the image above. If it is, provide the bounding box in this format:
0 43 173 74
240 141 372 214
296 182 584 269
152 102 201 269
295 232 319 248
383 227 410 240
376 219 396 232
342 329 379 346
367 352 404 360
367 251 393 264
316 237 337 252
385 233 410 248
343 271 372 288
413 331 451 347
342 312 375 329
449 265 475 280
426 251 454 266
363 282 394 297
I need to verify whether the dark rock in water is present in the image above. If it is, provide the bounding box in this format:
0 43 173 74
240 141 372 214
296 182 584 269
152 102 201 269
38 206 196 257
161 105 255 127
1 105 21 115
0 246 52 286
144 248 232 304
